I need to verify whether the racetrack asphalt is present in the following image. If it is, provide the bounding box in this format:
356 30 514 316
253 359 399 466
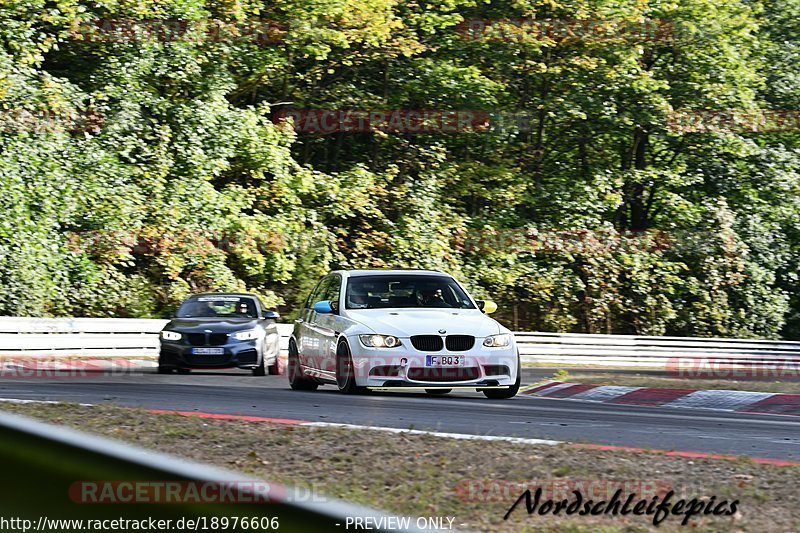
0 369 797 461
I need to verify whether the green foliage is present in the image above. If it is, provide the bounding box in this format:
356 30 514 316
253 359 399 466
0 0 798 338
552 369 569 382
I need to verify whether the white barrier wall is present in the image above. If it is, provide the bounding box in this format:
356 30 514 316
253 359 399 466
0 318 292 358
1 317 798 366
0 318 168 357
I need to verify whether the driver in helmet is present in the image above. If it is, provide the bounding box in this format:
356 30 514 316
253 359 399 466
418 286 449 308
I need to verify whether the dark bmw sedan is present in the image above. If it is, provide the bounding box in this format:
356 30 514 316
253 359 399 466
158 293 280 375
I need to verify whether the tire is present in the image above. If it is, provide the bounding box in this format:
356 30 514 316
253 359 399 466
158 351 174 374
288 340 318 391
425 389 451 395
252 356 267 376
267 359 280 375
336 340 366 395
482 355 520 399
176 367 191 375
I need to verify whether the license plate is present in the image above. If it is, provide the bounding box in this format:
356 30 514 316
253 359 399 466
192 348 225 355
425 355 465 367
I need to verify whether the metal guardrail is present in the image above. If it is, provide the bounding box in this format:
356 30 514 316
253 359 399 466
515 331 800 367
1 317 798 367
0 410 414 531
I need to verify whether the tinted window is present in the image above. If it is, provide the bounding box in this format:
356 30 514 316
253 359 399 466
177 296 258 318
321 275 342 309
345 275 476 310
306 277 331 308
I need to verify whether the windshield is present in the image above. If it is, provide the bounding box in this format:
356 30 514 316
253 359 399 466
176 296 258 318
345 275 476 310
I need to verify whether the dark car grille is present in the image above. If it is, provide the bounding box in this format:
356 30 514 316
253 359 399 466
187 333 206 346
410 335 444 351
410 335 475 352
187 354 232 365
186 333 230 346
407 367 480 382
209 333 229 346
445 335 475 351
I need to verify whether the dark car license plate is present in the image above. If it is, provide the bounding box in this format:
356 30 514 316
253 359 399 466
425 355 465 367
192 348 225 355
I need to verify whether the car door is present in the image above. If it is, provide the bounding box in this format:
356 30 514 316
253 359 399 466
314 274 343 374
296 277 329 369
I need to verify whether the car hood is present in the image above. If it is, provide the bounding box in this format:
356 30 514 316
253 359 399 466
164 318 261 333
345 309 500 338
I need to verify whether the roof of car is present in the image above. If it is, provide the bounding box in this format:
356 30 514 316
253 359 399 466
186 292 260 299
333 269 451 278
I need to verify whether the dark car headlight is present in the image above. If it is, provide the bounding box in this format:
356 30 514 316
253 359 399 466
160 331 182 341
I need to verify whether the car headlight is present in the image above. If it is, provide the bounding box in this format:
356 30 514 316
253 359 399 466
483 333 511 347
160 331 182 341
233 329 262 341
359 334 402 348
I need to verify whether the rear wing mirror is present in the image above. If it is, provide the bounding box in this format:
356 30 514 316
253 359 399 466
312 301 334 314
476 300 498 314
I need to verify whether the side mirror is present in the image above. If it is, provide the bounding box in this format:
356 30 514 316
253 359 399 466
312 300 334 314
161 311 174 319
262 310 280 320
476 300 497 314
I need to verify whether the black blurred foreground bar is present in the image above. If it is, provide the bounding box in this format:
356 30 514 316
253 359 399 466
0 411 420 532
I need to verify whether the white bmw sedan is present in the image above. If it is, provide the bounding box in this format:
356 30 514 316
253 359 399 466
288 269 520 399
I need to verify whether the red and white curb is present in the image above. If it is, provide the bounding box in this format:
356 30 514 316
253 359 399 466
522 381 800 416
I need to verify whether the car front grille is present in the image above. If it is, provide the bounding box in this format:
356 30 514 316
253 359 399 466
187 354 232 365
209 333 229 346
411 335 475 352
186 333 230 346
187 333 206 346
407 367 480 382
410 335 444 351
445 335 475 351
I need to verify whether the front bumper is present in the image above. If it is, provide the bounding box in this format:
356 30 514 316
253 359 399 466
347 336 518 389
159 339 264 370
